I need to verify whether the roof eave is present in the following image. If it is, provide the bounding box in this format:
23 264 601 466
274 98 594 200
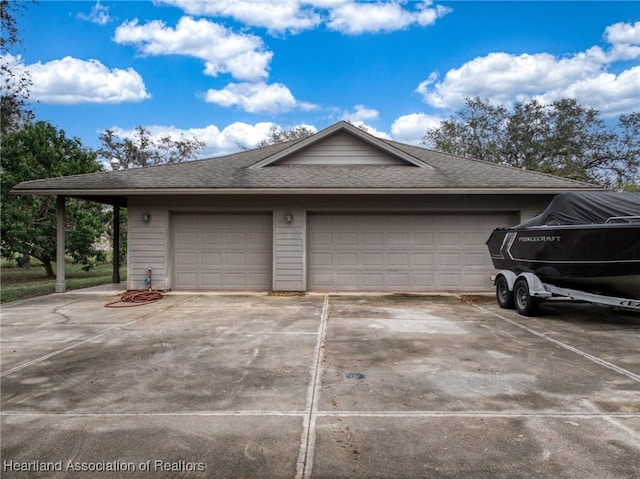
11 186 603 197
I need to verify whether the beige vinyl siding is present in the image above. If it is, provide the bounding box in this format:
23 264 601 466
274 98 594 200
273 207 305 291
127 206 169 290
274 131 407 165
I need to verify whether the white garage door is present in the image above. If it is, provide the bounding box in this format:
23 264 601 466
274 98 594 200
308 213 513 291
172 214 272 290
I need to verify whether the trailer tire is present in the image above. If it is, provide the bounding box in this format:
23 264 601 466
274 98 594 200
514 278 539 317
495 276 515 309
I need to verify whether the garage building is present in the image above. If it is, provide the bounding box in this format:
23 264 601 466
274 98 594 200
12 121 598 292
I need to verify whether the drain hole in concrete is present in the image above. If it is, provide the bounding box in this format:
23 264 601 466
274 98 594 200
345 372 365 380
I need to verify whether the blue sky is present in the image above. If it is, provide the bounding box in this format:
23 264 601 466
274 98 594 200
8 1 640 159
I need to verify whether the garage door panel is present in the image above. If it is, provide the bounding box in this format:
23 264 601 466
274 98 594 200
438 273 461 288
415 233 434 245
337 232 357 245
201 252 222 265
201 232 222 245
176 252 197 266
463 273 488 288
201 273 222 288
173 214 271 290
414 274 434 287
225 232 246 245
176 232 197 245
363 253 384 266
311 232 332 245
438 253 460 267
311 272 332 287
414 253 434 266
389 253 409 266
363 273 383 288
308 213 512 291
439 232 460 246
389 232 409 245
176 272 197 285
225 252 246 265
465 253 487 267
435 216 462 227
388 273 410 288
247 273 270 287
337 253 358 266
246 232 268 245
224 273 245 287
311 252 332 266
248 252 270 265
363 232 384 245
337 273 358 288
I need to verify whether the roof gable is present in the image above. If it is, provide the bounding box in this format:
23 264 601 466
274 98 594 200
249 121 432 169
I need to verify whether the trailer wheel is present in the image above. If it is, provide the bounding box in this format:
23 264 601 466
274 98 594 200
514 278 539 317
495 276 515 309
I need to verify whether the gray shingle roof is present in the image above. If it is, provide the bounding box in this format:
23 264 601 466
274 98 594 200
12 121 597 196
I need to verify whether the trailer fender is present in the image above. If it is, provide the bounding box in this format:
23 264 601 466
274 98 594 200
517 273 552 298
494 270 518 291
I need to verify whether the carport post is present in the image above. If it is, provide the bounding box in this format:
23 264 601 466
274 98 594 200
112 204 120 284
55 195 66 293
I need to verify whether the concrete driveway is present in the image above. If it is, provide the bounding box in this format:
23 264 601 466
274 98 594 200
1 289 639 478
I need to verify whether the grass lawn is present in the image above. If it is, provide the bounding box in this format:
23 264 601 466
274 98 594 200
1 260 126 303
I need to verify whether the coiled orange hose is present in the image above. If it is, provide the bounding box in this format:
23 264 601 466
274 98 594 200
105 290 163 308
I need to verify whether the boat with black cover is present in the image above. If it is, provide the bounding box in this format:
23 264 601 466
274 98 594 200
486 192 640 299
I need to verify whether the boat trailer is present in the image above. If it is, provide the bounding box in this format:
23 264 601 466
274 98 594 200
492 270 640 317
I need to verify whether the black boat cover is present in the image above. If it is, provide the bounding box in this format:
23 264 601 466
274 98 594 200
517 192 640 227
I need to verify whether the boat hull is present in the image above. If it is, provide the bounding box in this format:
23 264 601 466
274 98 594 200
486 224 640 299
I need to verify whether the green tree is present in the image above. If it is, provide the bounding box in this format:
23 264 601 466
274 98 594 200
257 125 315 147
98 126 205 169
424 97 639 188
1 121 107 277
1 0 35 134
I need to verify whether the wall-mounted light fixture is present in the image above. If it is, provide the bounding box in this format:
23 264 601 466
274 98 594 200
142 212 151 224
285 212 294 224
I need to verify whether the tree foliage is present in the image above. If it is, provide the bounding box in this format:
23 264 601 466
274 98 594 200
98 126 205 169
1 0 35 134
257 125 315 147
424 97 639 189
1 121 107 277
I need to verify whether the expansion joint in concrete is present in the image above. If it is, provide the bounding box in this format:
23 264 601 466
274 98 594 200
296 295 330 479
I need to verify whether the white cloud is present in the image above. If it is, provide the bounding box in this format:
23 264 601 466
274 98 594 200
328 0 450 35
417 50 606 108
534 66 640 118
159 0 450 35
159 0 322 33
416 22 640 117
114 16 273 81
77 1 112 25
204 82 317 114
106 121 316 157
391 113 442 145
341 104 379 122
605 21 640 45
605 21 640 61
5 54 149 104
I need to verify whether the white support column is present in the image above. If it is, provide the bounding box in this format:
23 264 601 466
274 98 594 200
55 195 66 293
